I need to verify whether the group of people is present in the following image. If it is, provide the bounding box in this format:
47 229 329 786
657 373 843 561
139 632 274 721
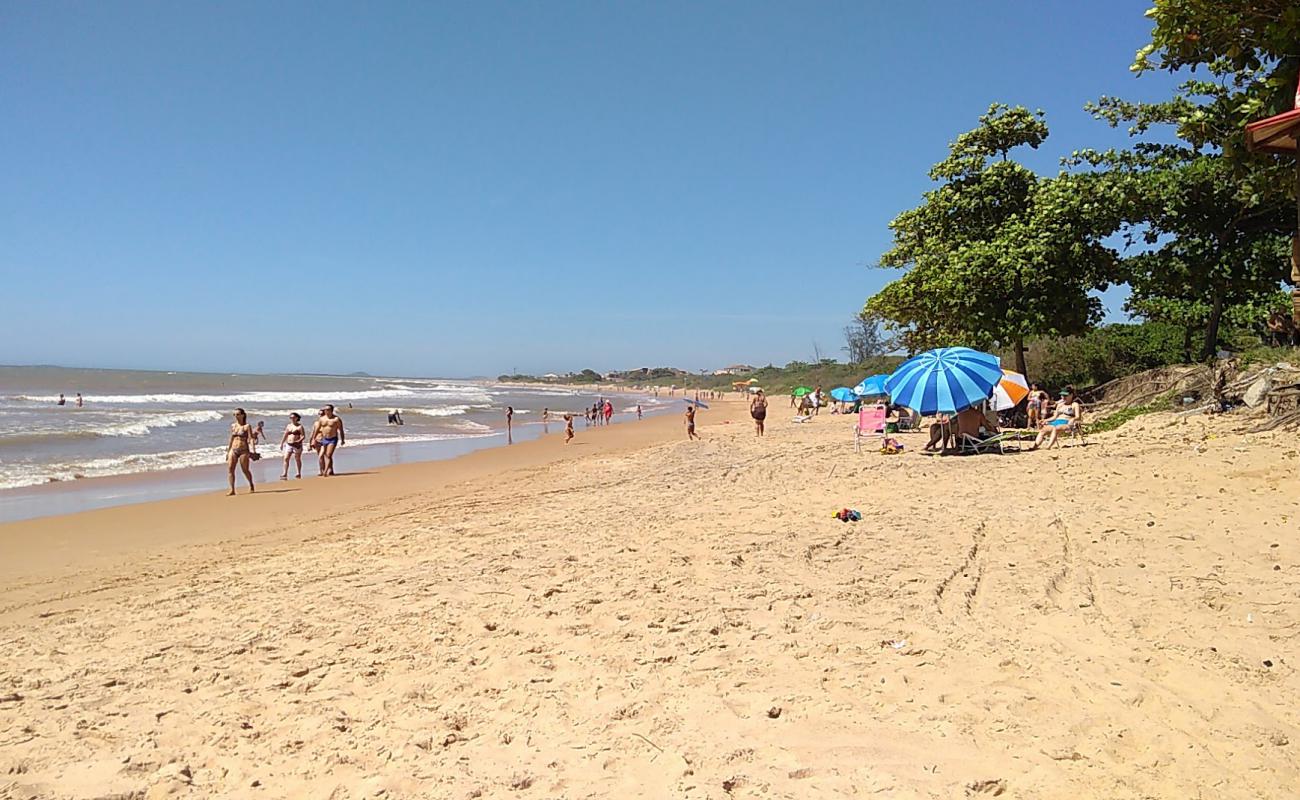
917 386 1084 454
585 399 615 427
55 393 84 407
791 386 825 416
226 405 345 495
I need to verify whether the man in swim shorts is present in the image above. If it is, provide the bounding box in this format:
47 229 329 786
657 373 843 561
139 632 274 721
685 403 699 440
315 404 345 476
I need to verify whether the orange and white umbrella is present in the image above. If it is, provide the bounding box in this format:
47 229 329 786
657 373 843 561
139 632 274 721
991 369 1029 411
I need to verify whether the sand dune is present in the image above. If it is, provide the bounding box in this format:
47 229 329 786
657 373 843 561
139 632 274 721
2 404 1298 798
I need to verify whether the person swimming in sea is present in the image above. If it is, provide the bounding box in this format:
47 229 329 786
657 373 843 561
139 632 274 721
226 408 255 496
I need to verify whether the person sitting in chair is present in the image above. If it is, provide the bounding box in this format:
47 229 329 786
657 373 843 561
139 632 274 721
956 405 995 440
923 413 954 453
1030 389 1082 450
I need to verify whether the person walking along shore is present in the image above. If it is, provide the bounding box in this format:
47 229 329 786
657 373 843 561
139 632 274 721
226 408 255 496
312 405 345 476
279 412 306 480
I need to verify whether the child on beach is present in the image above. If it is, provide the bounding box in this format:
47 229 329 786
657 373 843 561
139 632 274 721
564 413 574 443
636 404 642 420
685 404 699 440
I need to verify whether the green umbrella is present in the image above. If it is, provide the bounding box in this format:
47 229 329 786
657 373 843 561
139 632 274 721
793 386 813 397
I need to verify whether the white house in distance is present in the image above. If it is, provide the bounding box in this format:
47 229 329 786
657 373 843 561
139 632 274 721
712 364 756 376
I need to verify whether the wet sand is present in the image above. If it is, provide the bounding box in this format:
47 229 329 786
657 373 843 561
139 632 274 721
1 404 1298 798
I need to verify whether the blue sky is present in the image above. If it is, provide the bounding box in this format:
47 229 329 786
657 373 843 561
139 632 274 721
1 1 1182 377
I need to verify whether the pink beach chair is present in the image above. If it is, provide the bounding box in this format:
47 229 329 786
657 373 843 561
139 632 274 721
853 404 887 453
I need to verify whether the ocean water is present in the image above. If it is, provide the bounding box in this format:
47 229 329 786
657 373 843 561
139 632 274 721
0 366 669 518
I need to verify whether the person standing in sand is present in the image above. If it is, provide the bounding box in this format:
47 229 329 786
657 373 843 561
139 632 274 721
636 404 642 420
226 408 255 496
685 403 699 440
308 408 325 453
750 390 767 436
603 399 613 425
564 413 575 443
506 406 514 444
315 405 345 476
279 412 306 480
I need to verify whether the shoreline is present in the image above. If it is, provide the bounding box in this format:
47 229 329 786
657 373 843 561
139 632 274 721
0 399 748 613
0 395 682 525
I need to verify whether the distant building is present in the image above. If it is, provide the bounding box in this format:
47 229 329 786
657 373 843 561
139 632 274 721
712 364 756 376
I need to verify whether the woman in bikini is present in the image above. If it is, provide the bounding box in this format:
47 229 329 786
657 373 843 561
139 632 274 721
1029 390 1082 450
226 408 256 496
279 412 306 480
749 390 768 436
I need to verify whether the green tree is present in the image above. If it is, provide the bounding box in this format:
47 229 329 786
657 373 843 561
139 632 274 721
1083 77 1294 359
1134 0 1300 131
866 104 1123 376
1131 0 1300 323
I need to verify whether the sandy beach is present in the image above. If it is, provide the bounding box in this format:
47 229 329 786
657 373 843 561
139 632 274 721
2 402 1298 799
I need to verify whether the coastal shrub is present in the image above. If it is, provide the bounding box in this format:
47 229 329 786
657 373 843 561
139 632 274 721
1083 403 1161 435
1008 322 1188 390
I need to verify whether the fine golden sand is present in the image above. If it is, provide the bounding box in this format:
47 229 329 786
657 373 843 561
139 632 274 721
1 402 1298 799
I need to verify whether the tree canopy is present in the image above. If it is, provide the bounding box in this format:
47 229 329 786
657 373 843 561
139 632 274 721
866 104 1124 376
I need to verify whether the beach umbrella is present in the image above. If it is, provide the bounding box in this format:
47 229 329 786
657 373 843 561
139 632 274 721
792 386 813 397
853 374 889 399
990 369 1030 412
829 387 857 402
885 347 1002 415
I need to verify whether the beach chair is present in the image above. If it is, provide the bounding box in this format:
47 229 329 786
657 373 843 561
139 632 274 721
853 404 887 453
957 431 1010 455
1067 420 1087 446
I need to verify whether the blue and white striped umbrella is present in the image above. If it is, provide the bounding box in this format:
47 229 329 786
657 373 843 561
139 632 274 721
853 374 890 399
884 347 1002 415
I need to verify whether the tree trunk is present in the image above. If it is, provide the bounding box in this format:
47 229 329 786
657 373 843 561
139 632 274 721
1201 284 1225 362
1181 325 1194 364
1013 337 1027 377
